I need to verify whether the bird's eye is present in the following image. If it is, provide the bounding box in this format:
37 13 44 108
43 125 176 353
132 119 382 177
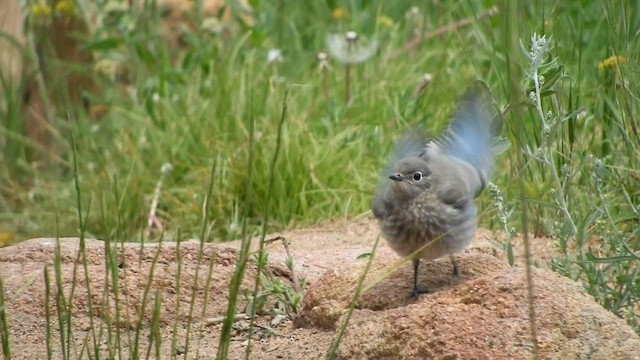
413 172 423 181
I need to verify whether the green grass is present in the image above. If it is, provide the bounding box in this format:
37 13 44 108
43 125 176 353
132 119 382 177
0 0 639 356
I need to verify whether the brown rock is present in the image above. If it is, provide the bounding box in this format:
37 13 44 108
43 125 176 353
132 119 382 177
0 218 638 359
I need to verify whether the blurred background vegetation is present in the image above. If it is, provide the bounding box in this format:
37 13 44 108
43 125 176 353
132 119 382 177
0 0 638 332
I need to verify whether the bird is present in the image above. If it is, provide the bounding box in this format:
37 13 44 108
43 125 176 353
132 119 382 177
372 80 501 298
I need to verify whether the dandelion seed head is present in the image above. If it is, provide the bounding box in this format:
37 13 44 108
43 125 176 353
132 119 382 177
326 32 378 64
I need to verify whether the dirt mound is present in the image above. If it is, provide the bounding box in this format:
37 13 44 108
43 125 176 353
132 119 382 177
0 218 638 359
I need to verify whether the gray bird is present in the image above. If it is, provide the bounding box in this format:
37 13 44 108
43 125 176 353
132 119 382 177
372 80 501 298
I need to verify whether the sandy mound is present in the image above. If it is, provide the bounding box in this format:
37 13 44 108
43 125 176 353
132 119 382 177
0 218 638 359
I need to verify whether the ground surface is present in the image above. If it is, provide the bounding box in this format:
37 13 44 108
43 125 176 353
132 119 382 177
1 217 639 359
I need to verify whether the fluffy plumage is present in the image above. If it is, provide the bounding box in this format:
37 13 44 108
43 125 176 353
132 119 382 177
372 80 500 297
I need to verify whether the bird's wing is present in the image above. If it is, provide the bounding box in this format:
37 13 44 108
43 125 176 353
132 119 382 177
436 178 470 209
428 80 499 195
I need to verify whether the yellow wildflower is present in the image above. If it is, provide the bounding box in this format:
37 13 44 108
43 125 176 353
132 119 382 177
598 55 627 71
332 7 348 20
0 232 13 247
377 15 394 28
55 0 77 17
30 4 52 18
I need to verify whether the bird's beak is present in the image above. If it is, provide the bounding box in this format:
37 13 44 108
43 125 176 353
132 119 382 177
388 173 403 181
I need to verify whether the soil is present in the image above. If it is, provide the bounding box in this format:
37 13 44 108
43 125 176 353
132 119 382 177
0 217 638 359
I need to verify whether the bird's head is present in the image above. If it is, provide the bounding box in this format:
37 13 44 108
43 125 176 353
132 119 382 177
387 157 432 199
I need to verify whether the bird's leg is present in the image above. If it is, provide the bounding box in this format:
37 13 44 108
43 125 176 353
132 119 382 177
410 258 427 298
450 255 459 276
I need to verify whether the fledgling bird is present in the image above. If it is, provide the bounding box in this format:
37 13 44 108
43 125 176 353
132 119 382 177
372 80 501 298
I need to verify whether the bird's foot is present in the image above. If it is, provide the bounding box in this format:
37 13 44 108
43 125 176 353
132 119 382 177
450 255 459 277
409 286 429 299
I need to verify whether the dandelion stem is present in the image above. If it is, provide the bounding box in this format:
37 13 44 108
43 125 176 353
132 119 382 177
345 64 351 104
322 66 329 102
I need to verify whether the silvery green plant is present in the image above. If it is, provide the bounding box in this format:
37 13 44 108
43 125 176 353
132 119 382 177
488 181 516 265
521 33 577 240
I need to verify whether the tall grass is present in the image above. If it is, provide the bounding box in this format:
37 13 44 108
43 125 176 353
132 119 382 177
0 0 638 358
0 275 11 359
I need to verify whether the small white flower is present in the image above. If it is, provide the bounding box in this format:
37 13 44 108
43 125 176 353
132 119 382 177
406 6 421 21
152 92 160 103
406 6 422 32
413 73 433 97
326 31 378 64
161 163 173 176
317 52 330 70
576 110 588 121
267 49 283 63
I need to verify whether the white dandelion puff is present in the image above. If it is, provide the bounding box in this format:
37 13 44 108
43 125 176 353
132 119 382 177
326 31 377 64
